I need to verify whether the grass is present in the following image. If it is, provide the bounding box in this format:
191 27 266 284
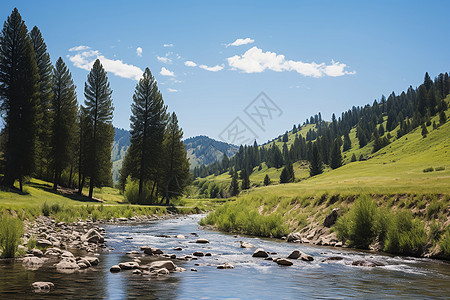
0 213 24 258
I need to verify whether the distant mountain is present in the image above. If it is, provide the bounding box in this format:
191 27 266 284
111 129 238 183
184 135 239 170
111 128 130 183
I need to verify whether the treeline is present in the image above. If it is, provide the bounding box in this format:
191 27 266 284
0 8 114 197
195 71 449 188
0 9 190 203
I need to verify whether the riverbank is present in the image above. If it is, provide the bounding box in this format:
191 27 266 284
200 192 450 260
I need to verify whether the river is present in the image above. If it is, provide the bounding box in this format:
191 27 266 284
0 215 449 299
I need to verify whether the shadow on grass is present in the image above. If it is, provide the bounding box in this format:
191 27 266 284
27 181 103 203
0 185 30 196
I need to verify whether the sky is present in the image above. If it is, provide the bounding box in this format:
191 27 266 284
1 0 449 145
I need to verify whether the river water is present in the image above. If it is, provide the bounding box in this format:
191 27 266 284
0 215 449 299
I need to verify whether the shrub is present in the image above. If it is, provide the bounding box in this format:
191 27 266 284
42 202 51 216
423 167 434 173
426 200 442 219
27 237 37 250
124 176 152 204
440 227 450 255
435 166 445 171
334 195 378 249
384 211 426 256
0 214 24 258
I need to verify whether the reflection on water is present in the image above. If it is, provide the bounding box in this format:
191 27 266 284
0 215 449 299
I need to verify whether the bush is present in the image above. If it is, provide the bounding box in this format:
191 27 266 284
124 176 152 204
27 237 37 250
384 211 426 256
435 166 445 171
334 195 378 249
426 200 442 219
42 202 51 216
440 227 450 255
423 167 434 173
0 214 24 258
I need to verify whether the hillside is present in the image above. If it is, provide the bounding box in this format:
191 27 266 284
184 135 239 170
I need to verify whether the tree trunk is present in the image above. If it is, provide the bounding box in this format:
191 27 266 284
79 175 85 195
52 168 58 191
150 179 157 203
138 178 144 204
68 163 73 189
19 177 23 192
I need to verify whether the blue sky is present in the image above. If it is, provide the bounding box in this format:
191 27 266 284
1 0 449 144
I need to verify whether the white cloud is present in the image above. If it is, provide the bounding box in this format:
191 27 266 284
167 88 178 92
68 47 143 80
227 46 355 77
160 67 175 77
184 60 197 67
199 64 224 72
69 45 91 52
226 37 254 47
163 43 174 47
157 56 172 64
136 47 143 57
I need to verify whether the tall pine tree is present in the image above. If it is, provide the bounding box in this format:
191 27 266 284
127 68 167 203
83 59 114 199
0 8 39 191
30 26 53 180
329 139 343 169
161 112 190 204
50 58 78 190
309 143 323 177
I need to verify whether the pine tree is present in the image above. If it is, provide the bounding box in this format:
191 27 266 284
378 123 385 136
309 143 323 177
50 58 78 190
241 168 250 190
161 112 190 204
127 67 167 203
263 174 270 186
279 167 289 183
329 139 342 169
421 123 428 138
0 9 40 191
351 153 357 162
83 59 114 199
30 26 53 180
343 132 351 151
440 111 447 126
229 171 239 196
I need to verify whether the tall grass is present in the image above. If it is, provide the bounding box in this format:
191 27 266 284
0 213 24 258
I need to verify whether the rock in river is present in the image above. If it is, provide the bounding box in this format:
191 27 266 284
149 260 177 271
252 248 269 258
196 238 209 244
217 262 234 269
110 265 121 272
31 281 54 292
143 246 163 255
274 258 293 266
81 228 104 243
240 241 255 248
119 262 139 270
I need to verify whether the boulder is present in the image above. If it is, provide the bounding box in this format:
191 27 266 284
81 229 104 243
31 248 43 257
351 260 385 267
31 281 54 292
196 238 209 244
217 262 234 269
287 232 302 243
239 241 255 248
323 208 340 228
149 260 176 271
132 269 142 275
55 258 80 270
252 248 269 258
173 247 183 251
110 265 121 272
22 256 45 267
193 251 204 257
155 267 170 275
287 250 301 259
119 262 139 270
299 252 314 261
274 258 293 266
176 234 186 239
78 262 89 269
143 246 163 255
117 217 128 222
36 239 53 248
44 247 62 257
190 268 197 272
322 256 343 262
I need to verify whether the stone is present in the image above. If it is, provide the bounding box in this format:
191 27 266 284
323 208 340 228
217 262 234 269
56 258 80 270
143 246 163 255
36 239 53 248
322 256 344 262
351 260 385 267
173 247 183 251
81 229 104 243
205 253 212 257
252 248 269 258
300 253 314 261
31 281 54 291
133 269 142 274
78 262 89 269
44 247 62 257
176 234 186 239
117 217 128 222
60 250 74 259
31 248 43 257
22 256 45 267
119 262 139 270
155 268 170 275
287 250 301 259
240 241 255 248
149 260 176 271
190 268 197 272
110 265 121 272
274 258 293 266
287 232 302 243
196 238 209 244
335 242 343 247
83 256 99 266
193 251 204 257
